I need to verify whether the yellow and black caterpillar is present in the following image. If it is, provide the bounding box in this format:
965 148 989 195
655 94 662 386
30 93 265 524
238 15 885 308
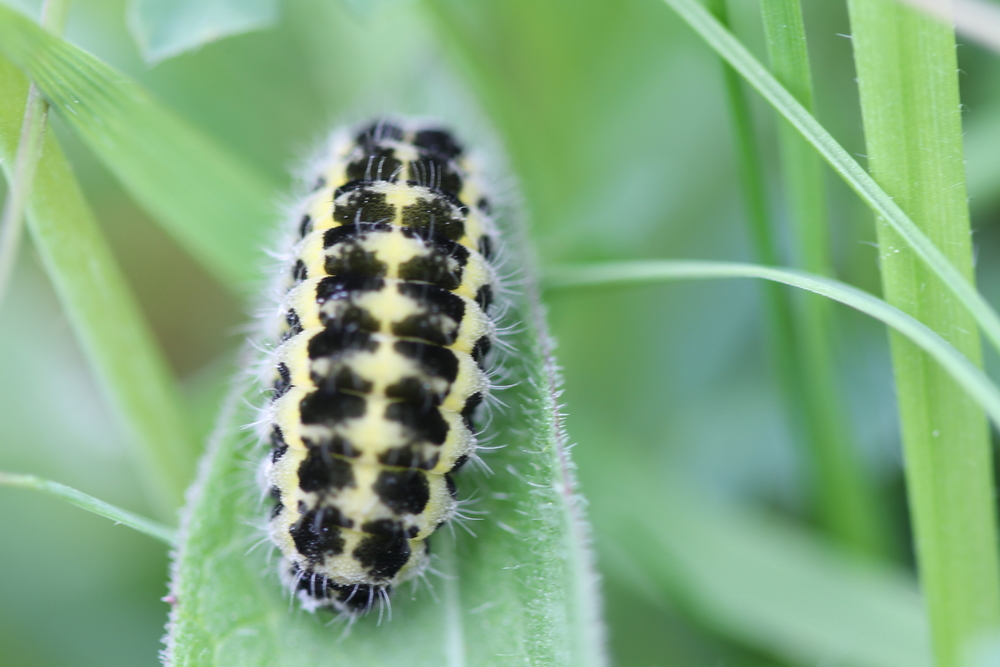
262 118 498 615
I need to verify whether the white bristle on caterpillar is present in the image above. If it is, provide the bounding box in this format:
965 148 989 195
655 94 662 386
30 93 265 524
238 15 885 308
258 117 500 616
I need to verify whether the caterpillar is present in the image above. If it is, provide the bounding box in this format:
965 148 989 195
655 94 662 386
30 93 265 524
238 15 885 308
261 118 499 616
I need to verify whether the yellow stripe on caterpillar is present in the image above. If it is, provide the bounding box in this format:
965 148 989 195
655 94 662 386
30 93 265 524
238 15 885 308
260 117 501 616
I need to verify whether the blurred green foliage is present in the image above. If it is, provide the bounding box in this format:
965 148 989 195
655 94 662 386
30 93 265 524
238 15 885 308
2 0 1000 665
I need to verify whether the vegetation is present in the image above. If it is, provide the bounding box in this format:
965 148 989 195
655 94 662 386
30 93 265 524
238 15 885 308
2 0 1000 665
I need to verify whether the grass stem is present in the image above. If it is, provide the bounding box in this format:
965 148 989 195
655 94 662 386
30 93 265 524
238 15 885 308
0 470 177 545
545 260 1000 433
0 57 195 519
705 2 799 514
661 0 1000 360
759 0 886 557
0 0 71 310
847 1 1000 663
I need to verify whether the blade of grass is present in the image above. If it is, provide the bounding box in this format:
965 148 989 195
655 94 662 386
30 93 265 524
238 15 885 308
165 228 607 665
545 261 1000 434
0 3 278 292
0 0 71 309
847 1 1000 665
0 471 177 545
702 1 806 552
716 0 886 557
759 0 875 554
0 54 194 519
660 0 1000 363
705 1 783 270
549 261 944 665
768 0 887 558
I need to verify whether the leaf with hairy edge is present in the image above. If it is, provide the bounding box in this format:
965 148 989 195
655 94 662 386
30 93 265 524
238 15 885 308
165 230 607 665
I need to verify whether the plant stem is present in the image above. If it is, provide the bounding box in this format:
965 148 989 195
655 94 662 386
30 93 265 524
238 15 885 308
706 0 798 447
707 0 876 554
847 1 1000 664
0 0 71 310
759 0 885 557
661 0 1000 360
705 0 780 269
0 471 176 545
545 260 1000 435
0 57 195 519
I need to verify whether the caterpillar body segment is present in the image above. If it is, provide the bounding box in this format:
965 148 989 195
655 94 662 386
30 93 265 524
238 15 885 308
261 119 499 615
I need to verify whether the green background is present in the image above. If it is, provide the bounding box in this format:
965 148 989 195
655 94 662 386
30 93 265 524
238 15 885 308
2 0 999 665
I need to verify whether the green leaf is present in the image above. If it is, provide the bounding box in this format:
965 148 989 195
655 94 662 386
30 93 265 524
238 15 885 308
0 53 195 518
0 3 279 291
0 470 177 545
166 247 607 665
701 9 808 558
0 0 70 307
847 1 1000 664
760 0 886 557
545 261 1000 434
128 0 281 64
716 0 884 558
659 0 1000 362
547 258 961 665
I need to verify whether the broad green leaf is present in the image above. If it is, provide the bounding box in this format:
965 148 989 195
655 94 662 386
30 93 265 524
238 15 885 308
0 3 278 291
546 261 1000 434
660 0 1000 361
166 243 607 665
0 53 195 517
0 471 177 545
128 0 280 64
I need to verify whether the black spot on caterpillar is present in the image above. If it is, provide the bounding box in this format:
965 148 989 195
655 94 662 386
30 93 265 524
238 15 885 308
262 117 499 616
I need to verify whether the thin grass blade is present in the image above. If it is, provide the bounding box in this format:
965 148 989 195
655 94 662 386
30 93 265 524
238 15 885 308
0 471 177 545
660 0 1000 362
546 261 1000 434
0 3 278 291
0 54 195 518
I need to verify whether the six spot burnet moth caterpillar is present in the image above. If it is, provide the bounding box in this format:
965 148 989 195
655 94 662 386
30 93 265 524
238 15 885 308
259 117 499 616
